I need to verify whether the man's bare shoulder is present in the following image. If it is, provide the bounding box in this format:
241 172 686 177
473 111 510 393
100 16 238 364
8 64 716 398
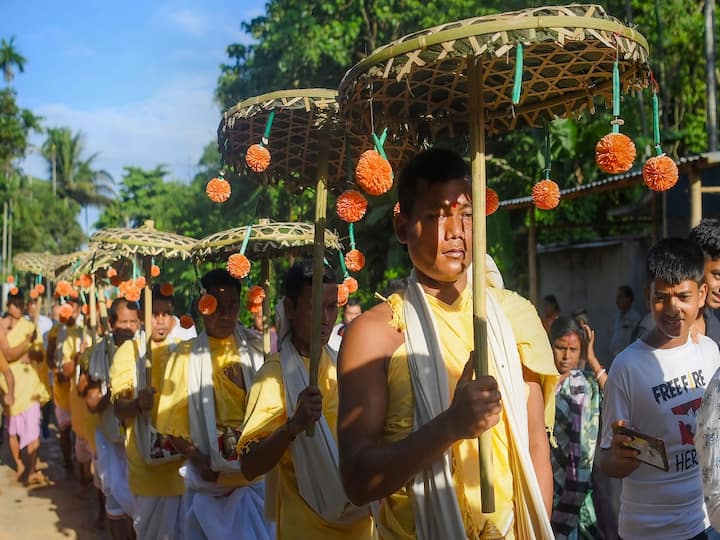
340 300 404 368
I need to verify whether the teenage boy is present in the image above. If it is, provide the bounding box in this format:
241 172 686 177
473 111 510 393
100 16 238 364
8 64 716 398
599 238 720 539
690 218 720 343
337 148 558 539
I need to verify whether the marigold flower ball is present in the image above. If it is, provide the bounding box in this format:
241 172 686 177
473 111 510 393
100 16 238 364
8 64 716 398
356 150 393 196
124 286 141 303
198 294 218 316
36 284 45 295
56 280 73 297
336 190 368 223
247 285 265 306
135 277 147 290
206 177 232 203
150 265 161 278
345 249 365 272
29 289 39 299
9 287 18 296
343 277 358 294
337 284 349 307
106 268 117 278
159 283 174 297
228 253 251 279
6 276 14 284
643 155 679 192
70 289 79 299
179 314 195 329
532 179 561 210
246 144 271 173
486 188 500 216
596 132 636 174
59 303 74 323
76 274 92 288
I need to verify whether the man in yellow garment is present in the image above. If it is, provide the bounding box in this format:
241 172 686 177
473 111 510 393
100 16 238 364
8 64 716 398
0 290 50 484
337 148 558 540
110 287 185 540
87 297 140 540
157 269 274 540
238 260 374 540
53 299 83 470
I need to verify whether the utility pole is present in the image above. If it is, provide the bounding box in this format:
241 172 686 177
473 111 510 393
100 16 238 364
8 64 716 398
706 0 718 151
51 143 57 195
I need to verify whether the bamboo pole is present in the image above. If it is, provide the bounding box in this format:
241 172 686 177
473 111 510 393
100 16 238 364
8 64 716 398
89 274 97 349
143 256 153 387
261 255 271 358
528 208 538 307
467 55 495 513
98 294 116 359
308 132 330 436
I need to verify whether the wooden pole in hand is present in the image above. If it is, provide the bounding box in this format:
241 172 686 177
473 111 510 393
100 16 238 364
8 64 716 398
468 55 495 513
143 256 153 387
89 274 97 349
261 254 271 358
308 131 330 436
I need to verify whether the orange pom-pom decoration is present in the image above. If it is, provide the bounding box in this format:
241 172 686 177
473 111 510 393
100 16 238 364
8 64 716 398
150 265 161 278
106 268 117 278
76 274 92 288
228 253 251 279
36 284 45 295
393 202 401 217
345 249 365 272
70 289 79 299
55 280 73 297
336 190 368 223
643 155 679 192
337 284 349 307
206 177 232 203
198 294 218 315
486 188 500 216
343 277 358 294
532 179 561 210
133 277 146 289
179 314 194 329
247 285 265 306
29 289 39 299
124 285 141 303
6 276 14 284
9 286 18 296
246 144 271 173
159 282 174 297
110 275 122 287
58 303 74 323
356 150 393 196
595 132 636 174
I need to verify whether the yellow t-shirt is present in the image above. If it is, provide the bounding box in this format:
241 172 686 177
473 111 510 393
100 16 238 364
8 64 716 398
157 335 255 489
238 349 374 540
4 318 50 416
379 286 558 540
110 337 185 497
53 326 83 411
69 347 99 452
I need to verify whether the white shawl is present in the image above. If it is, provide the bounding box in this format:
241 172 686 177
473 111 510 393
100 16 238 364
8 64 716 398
186 327 263 477
404 269 553 539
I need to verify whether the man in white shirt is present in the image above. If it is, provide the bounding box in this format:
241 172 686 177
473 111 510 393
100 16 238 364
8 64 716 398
327 298 362 353
609 285 642 362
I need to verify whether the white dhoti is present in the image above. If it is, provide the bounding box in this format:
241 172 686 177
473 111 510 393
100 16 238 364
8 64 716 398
181 463 275 540
95 428 136 518
133 494 185 540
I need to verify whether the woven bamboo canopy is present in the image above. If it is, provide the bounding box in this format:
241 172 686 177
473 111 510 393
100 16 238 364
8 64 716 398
13 252 55 276
218 88 413 191
193 220 342 262
338 4 650 140
88 220 196 260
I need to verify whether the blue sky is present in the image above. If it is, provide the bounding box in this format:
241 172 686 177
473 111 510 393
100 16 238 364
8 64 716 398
3 0 266 230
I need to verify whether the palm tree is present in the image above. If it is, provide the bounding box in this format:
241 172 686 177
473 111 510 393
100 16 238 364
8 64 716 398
40 127 115 229
0 36 26 85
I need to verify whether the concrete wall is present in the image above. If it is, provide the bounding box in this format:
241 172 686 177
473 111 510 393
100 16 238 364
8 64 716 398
537 237 651 363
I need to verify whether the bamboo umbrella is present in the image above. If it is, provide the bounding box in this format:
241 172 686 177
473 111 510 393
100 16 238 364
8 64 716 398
193 220 343 356
218 89 407 405
13 251 55 324
87 220 196 383
338 3 650 510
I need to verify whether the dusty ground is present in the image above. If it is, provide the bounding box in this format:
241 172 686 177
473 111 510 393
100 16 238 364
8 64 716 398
0 423 109 540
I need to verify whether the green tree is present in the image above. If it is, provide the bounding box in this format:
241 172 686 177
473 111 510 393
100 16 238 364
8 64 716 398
0 36 26 85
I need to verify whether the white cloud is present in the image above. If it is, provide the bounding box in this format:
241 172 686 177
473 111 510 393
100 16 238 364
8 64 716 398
23 76 221 186
168 9 208 36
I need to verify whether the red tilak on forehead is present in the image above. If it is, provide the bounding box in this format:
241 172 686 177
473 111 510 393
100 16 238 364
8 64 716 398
452 201 459 208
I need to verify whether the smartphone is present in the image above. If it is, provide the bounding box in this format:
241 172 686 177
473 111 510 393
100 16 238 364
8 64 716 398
615 424 669 472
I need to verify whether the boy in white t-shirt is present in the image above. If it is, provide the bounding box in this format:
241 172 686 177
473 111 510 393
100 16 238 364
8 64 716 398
599 238 720 540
